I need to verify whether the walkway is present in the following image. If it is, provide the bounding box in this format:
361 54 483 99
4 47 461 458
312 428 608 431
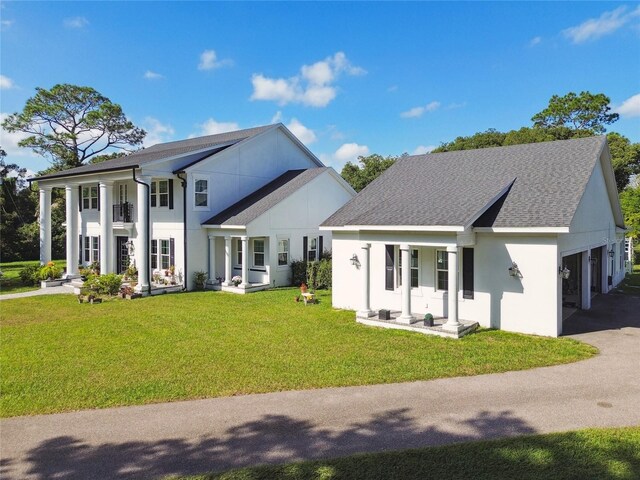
0 286 71 301
1 294 639 479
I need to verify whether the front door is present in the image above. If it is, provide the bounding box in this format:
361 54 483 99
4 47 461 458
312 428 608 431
116 236 130 274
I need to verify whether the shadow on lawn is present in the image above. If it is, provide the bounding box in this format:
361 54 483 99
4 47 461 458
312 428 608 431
3 409 539 480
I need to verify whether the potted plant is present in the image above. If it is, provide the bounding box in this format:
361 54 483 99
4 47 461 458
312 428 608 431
231 275 242 287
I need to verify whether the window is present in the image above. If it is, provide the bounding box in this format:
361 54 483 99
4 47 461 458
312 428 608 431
84 237 90 262
308 237 318 262
82 186 98 209
278 239 289 266
237 239 243 266
253 239 265 267
92 237 99 263
160 240 171 270
398 248 419 288
151 240 158 269
151 180 169 207
436 250 448 291
194 178 208 207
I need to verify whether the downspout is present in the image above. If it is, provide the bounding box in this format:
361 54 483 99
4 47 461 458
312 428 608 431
132 168 152 295
176 172 188 291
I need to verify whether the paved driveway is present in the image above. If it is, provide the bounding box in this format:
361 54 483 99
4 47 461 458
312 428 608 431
1 293 639 480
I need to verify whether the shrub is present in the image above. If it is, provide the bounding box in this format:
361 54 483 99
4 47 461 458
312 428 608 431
193 271 207 290
290 259 307 287
19 265 41 286
83 273 122 296
317 258 332 289
39 262 63 281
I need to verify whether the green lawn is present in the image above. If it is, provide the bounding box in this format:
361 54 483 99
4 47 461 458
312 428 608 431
616 264 640 295
1 289 596 417
168 427 640 480
0 259 66 295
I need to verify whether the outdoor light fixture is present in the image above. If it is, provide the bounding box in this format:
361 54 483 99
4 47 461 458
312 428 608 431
559 266 570 280
350 254 360 266
508 262 521 277
608 249 615 258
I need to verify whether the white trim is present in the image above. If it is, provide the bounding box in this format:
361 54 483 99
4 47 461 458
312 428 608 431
203 224 247 230
322 225 466 232
474 227 570 233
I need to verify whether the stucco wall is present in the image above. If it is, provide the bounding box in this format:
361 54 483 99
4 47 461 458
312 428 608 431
331 231 560 336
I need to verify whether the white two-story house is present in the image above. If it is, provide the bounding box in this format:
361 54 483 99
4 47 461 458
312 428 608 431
33 124 355 293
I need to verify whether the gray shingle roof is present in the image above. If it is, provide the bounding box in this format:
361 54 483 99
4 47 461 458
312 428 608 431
322 136 608 229
203 168 328 226
34 124 274 181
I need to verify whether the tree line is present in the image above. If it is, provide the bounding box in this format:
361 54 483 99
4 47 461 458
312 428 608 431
1 87 639 264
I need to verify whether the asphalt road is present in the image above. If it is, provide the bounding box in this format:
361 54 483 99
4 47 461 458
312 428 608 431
1 293 639 480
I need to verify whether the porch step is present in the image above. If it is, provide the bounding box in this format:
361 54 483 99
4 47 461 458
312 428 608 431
356 314 479 339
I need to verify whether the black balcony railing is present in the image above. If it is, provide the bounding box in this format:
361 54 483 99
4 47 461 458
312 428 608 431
113 202 134 222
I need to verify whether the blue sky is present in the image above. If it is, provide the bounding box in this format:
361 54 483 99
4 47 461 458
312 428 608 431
1 1 639 174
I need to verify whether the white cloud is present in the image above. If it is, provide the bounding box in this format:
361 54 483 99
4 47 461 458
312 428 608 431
1 19 14 28
400 101 441 118
412 145 436 155
0 75 14 89
614 93 640 118
64 16 89 29
144 70 163 80
320 142 370 169
286 118 317 144
270 111 283 124
387 85 398 93
0 112 31 158
529 36 542 47
198 49 232 71
195 118 240 136
250 51 366 108
142 117 175 147
562 5 640 44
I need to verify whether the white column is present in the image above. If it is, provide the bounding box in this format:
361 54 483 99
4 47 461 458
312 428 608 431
65 185 79 277
135 176 150 293
240 236 249 288
39 186 52 265
398 244 414 324
99 181 114 274
443 246 462 332
357 243 373 317
208 235 216 283
581 249 591 310
223 236 232 286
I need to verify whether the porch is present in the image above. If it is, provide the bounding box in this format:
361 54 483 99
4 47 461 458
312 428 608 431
356 310 478 339
355 242 477 338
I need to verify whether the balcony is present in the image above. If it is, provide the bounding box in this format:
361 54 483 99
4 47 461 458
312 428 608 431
113 202 134 223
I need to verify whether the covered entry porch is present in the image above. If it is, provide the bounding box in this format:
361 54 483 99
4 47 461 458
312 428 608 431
355 241 478 338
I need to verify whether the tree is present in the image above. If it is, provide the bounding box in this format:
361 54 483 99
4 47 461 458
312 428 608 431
1 84 145 171
433 129 507 153
341 154 400 192
531 91 618 134
606 132 640 192
620 186 640 240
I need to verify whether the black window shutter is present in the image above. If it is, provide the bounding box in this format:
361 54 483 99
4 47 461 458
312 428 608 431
385 245 395 291
78 186 82 212
303 236 308 261
79 235 82 264
318 236 324 259
462 248 474 299
168 179 174 210
170 238 175 267
97 187 101 211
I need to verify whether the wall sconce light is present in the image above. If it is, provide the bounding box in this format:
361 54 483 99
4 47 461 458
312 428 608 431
589 256 596 266
508 262 521 278
350 254 360 267
559 266 570 280
608 249 615 258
